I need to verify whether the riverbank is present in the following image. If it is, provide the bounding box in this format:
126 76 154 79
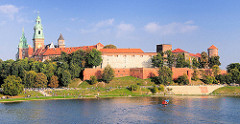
211 86 240 96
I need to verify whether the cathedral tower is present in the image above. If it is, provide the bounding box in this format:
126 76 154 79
58 33 65 48
17 28 28 59
33 15 44 51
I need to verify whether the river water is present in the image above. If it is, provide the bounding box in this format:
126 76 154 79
0 96 239 124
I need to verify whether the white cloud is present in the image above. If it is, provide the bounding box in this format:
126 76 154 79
0 4 19 19
117 23 135 32
96 18 114 27
80 19 114 34
144 21 198 35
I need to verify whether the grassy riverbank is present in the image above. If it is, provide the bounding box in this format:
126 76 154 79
211 86 240 95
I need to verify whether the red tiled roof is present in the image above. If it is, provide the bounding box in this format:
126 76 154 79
96 42 104 47
189 53 201 57
208 45 217 49
172 48 188 53
100 48 144 53
42 46 96 56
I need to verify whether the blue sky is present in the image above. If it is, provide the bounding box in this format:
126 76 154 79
0 0 239 69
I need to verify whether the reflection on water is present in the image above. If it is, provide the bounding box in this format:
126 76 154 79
0 96 240 123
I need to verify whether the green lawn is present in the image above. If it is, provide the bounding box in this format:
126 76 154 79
20 91 44 97
212 86 240 95
68 78 82 88
78 76 155 89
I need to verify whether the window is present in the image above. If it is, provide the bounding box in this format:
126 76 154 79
38 31 41 34
38 21 40 24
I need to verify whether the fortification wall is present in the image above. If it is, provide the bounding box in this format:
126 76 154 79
101 54 154 69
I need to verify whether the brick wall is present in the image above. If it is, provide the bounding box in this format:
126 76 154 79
83 67 227 81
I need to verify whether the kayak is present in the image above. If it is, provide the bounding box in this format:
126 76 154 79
162 100 169 105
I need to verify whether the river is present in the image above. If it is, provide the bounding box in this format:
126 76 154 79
0 96 239 124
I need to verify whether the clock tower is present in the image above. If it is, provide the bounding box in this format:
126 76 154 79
33 15 44 51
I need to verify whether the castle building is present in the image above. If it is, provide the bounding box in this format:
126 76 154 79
17 15 219 75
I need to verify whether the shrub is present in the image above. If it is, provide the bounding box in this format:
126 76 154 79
102 65 114 83
129 85 140 91
90 76 98 85
204 75 218 84
157 66 173 85
158 85 165 92
151 86 158 93
175 74 189 85
1 75 24 96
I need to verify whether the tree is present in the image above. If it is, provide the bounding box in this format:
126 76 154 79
176 53 186 68
33 73 48 88
203 75 217 84
212 65 220 77
24 71 37 88
102 64 114 83
1 75 24 96
200 52 208 68
86 49 102 68
209 56 221 68
191 68 199 81
90 76 98 85
227 63 240 73
192 58 200 68
151 53 164 67
48 75 59 88
129 85 140 91
229 68 240 84
103 44 117 49
157 66 173 85
165 50 174 68
175 74 189 85
61 70 71 86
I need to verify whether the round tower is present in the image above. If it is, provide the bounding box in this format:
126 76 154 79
208 45 218 57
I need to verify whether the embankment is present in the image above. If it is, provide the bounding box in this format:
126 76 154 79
166 85 224 95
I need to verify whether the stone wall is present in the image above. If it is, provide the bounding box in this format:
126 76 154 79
166 85 224 95
101 53 156 69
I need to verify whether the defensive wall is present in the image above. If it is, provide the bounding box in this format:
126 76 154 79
83 67 227 81
166 85 224 95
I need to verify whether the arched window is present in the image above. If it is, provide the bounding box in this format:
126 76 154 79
38 21 40 24
38 31 41 34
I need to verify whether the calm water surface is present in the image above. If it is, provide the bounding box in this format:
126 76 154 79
0 96 240 124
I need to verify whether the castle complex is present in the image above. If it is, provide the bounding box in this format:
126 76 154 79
16 16 220 81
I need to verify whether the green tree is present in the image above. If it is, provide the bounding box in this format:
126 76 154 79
229 68 240 84
33 73 48 88
192 58 200 68
212 65 220 77
102 64 115 83
1 75 24 96
165 50 174 68
203 75 217 84
86 49 102 68
24 71 37 88
227 63 240 73
48 75 59 88
90 76 98 85
176 53 185 68
151 53 164 67
103 44 117 49
129 84 140 91
61 70 71 86
175 74 189 85
209 56 221 68
191 68 199 81
157 66 173 85
200 52 208 68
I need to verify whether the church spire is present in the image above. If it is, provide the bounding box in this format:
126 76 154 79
18 27 28 48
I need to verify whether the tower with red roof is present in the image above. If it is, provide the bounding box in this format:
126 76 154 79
208 45 218 57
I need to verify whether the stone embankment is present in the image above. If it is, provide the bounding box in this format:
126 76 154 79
166 85 224 95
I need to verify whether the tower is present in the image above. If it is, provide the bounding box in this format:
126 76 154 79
33 15 44 51
17 28 28 59
58 33 65 48
156 44 172 53
208 45 218 57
